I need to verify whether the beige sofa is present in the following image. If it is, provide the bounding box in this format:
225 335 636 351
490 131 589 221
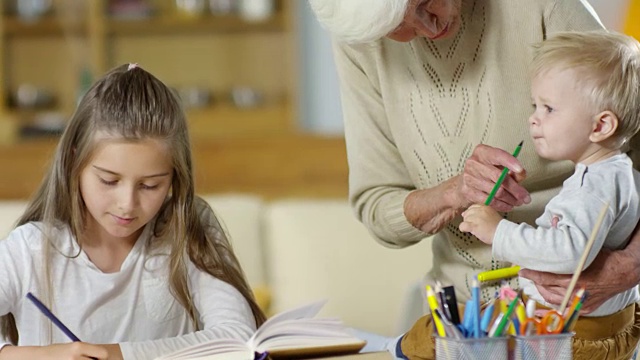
0 194 434 337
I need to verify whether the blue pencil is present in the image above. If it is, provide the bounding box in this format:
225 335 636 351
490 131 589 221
26 292 81 342
471 277 481 338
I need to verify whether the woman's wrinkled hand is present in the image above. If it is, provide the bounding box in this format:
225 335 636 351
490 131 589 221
456 144 530 212
519 248 639 314
404 143 531 235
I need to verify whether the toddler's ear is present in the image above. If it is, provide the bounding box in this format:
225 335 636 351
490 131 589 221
589 110 618 143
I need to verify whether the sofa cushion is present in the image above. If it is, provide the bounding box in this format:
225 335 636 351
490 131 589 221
201 193 266 288
0 201 28 238
200 193 271 312
264 199 433 336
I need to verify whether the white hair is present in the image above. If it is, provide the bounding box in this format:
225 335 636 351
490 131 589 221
308 0 409 43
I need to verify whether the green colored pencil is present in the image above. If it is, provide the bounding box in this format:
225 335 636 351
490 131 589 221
484 141 523 206
492 294 520 337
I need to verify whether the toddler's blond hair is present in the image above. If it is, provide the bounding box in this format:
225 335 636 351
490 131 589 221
532 31 640 147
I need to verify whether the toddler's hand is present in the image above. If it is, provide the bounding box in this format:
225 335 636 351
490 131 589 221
459 204 502 244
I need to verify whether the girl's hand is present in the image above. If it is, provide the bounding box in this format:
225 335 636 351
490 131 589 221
459 204 502 244
456 144 529 212
0 342 109 360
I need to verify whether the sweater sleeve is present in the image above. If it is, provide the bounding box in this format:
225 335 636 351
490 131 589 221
493 191 614 274
119 269 256 360
333 41 429 248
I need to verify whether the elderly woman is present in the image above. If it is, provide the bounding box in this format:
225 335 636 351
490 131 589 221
309 0 640 358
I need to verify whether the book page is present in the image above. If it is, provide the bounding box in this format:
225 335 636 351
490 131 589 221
255 320 365 353
153 338 250 360
247 299 328 349
256 318 356 342
170 350 253 360
250 302 365 356
154 299 366 360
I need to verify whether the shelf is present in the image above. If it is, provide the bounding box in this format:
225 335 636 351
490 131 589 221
3 12 284 37
107 13 285 35
187 102 292 139
0 0 305 200
3 16 86 36
0 134 349 200
2 102 293 141
4 109 67 139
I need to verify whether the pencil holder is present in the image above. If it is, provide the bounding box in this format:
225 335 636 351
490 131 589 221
435 336 509 360
513 333 573 360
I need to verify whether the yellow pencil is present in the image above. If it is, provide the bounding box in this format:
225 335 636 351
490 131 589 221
426 285 447 337
564 287 585 320
477 266 521 282
516 302 527 324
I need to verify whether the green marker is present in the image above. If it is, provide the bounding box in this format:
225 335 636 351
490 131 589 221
484 141 523 206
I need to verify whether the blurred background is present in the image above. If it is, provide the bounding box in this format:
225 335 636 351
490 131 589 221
0 0 638 336
0 0 346 200
0 0 636 201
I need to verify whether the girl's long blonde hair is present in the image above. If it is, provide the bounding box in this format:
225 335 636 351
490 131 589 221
1 64 265 344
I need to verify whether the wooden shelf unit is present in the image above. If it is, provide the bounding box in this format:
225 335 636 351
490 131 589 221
0 1 351 201
3 15 86 36
0 134 349 200
0 0 298 141
107 13 286 35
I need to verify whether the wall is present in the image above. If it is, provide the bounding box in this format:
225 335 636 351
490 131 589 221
296 0 343 135
588 0 629 30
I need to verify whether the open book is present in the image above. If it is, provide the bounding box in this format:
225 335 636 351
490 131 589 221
154 300 366 360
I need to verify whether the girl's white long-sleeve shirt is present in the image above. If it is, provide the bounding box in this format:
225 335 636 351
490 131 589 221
0 221 256 360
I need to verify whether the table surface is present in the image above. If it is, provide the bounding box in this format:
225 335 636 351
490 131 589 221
307 352 392 360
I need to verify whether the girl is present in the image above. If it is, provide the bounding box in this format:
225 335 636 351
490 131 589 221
0 63 265 360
